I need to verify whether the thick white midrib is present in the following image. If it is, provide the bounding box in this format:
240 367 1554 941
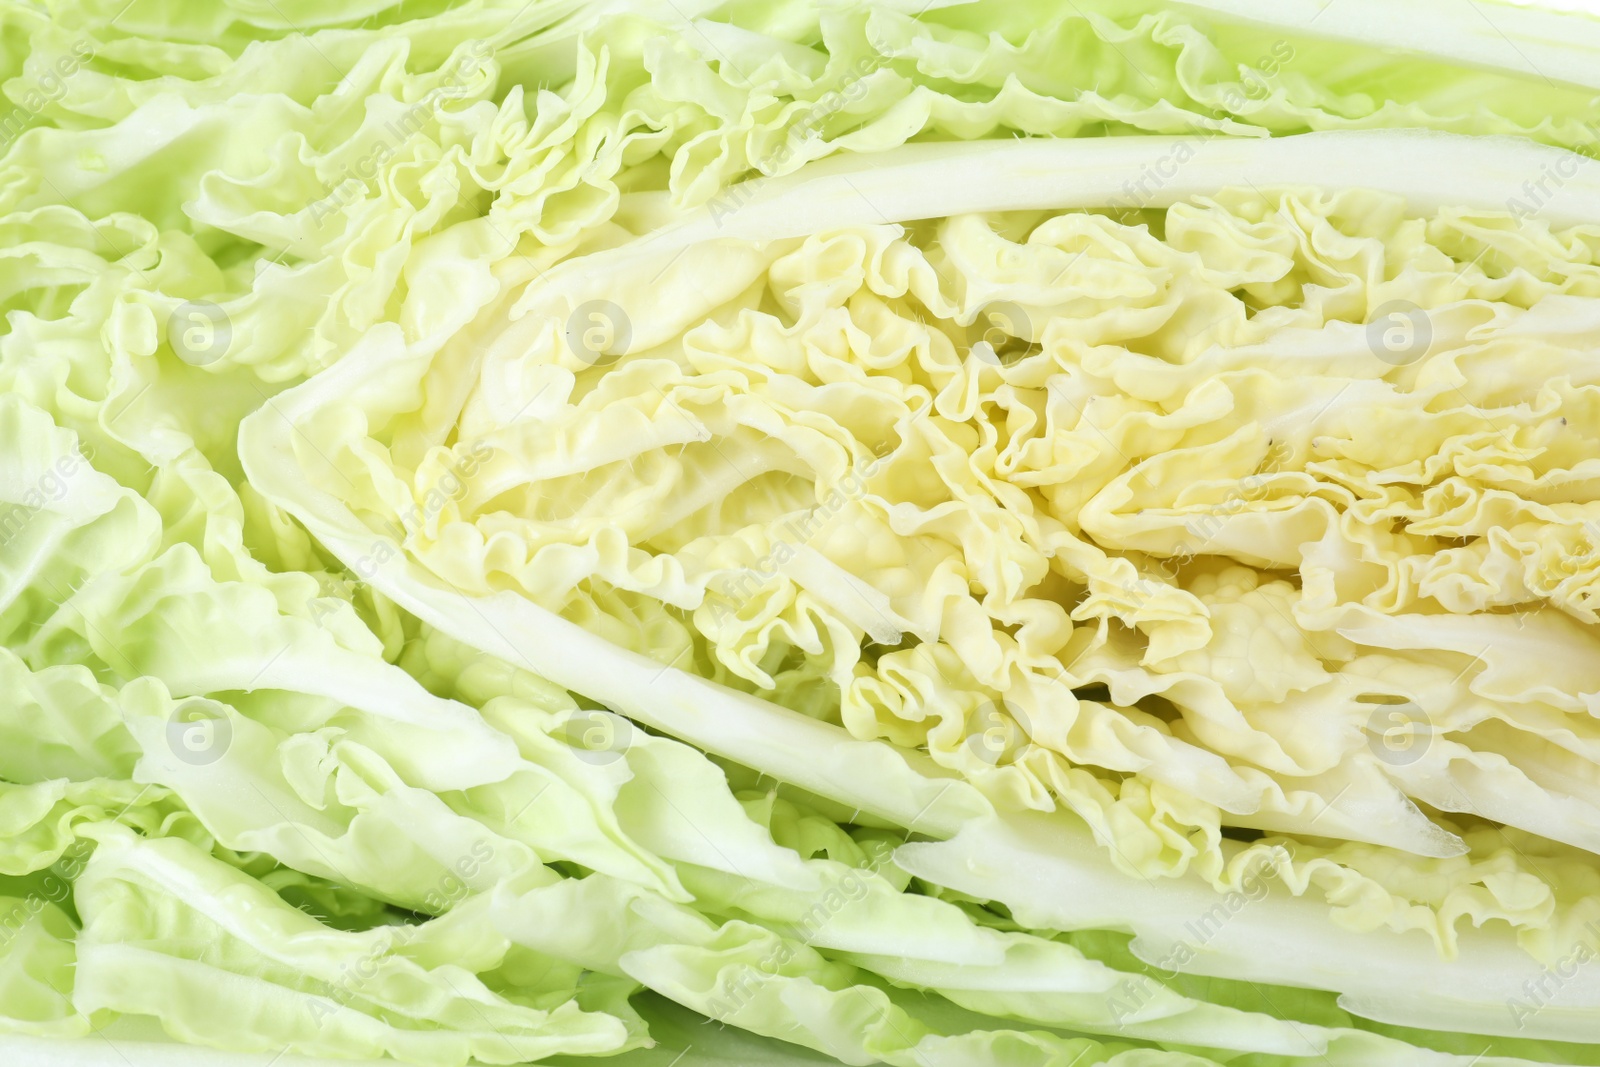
1168 0 1600 92
519 131 1600 361
304 522 984 839
684 130 1600 242
896 814 1600 1040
